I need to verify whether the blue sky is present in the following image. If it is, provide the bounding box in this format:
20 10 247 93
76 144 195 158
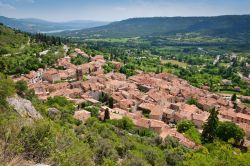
0 0 250 22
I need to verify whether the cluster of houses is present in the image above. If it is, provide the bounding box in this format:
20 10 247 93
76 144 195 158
13 48 250 148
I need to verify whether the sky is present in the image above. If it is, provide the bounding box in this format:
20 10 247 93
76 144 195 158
0 0 250 22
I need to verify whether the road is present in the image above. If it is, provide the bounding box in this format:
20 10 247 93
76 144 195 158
63 44 69 57
213 55 220 65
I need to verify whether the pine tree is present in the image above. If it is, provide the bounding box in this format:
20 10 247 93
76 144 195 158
231 93 237 102
104 108 110 121
160 66 164 73
156 66 160 74
209 79 214 92
201 108 219 144
108 97 114 109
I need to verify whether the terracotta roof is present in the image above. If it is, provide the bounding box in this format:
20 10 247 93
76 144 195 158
111 107 127 115
25 71 37 79
192 112 209 122
139 102 157 111
135 118 150 128
163 108 175 115
149 119 167 128
44 69 58 75
238 123 250 134
219 108 237 118
160 128 197 148
237 113 250 121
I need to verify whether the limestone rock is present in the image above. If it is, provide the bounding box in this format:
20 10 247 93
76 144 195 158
7 96 42 120
48 107 61 119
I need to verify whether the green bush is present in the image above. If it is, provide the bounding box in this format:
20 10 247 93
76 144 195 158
109 117 134 131
184 127 201 144
186 97 198 106
18 120 56 162
177 120 195 133
216 121 245 145
0 73 15 110
85 106 99 118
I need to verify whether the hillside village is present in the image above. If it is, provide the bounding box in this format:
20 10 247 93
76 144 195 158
13 48 250 148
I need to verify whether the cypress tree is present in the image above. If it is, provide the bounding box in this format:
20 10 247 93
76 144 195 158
104 108 110 121
231 93 237 102
108 97 114 109
201 108 219 144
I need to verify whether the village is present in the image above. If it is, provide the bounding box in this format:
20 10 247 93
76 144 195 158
13 48 250 148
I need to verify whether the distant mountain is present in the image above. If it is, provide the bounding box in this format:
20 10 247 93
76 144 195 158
60 15 250 38
0 16 109 33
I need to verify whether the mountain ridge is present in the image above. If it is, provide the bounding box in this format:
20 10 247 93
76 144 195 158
59 15 250 38
0 16 109 33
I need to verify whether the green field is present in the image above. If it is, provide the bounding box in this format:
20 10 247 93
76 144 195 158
161 59 189 68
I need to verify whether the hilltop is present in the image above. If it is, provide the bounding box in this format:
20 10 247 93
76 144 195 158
61 15 250 39
0 16 108 33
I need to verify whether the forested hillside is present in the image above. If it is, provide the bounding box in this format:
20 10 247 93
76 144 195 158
0 24 65 74
0 16 108 33
62 15 250 39
0 23 29 54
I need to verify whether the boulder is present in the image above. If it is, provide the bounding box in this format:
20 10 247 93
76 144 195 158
48 108 61 119
7 96 42 120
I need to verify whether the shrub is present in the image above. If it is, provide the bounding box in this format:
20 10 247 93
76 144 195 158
85 106 99 118
18 120 56 162
216 121 245 145
177 120 195 133
186 97 198 106
109 117 134 131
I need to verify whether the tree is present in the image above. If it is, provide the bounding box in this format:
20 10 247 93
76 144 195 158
160 66 164 73
185 127 202 144
231 93 237 102
209 79 214 92
201 108 219 144
216 121 245 145
94 139 118 164
177 120 195 133
186 97 198 106
15 80 28 96
156 66 160 74
85 106 99 118
177 120 201 144
0 73 15 110
104 108 110 121
18 120 56 162
165 147 186 166
108 97 114 109
110 117 134 131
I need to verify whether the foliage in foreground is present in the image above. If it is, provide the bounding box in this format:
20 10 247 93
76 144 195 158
0 75 250 165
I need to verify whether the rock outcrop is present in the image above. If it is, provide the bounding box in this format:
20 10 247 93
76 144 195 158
48 107 61 119
7 96 42 120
